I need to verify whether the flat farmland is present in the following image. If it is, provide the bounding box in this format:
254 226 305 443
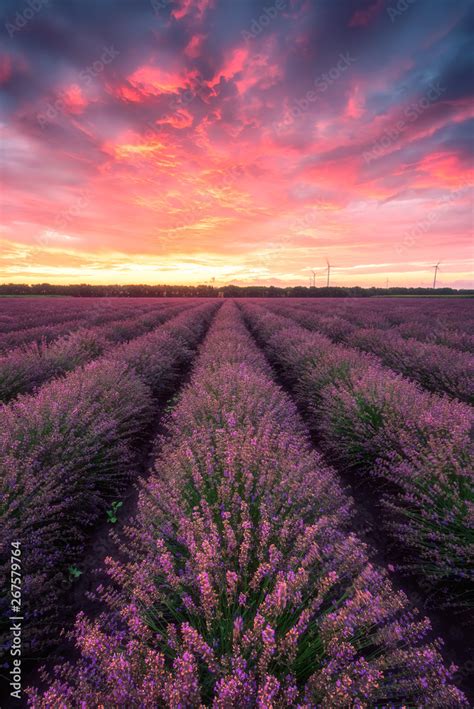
0 297 472 707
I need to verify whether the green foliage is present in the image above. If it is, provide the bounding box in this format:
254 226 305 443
106 500 123 524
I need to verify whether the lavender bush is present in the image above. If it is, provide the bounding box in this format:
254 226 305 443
0 304 216 657
269 298 474 353
28 304 466 707
346 327 474 403
265 302 474 403
241 303 474 611
0 303 190 402
0 328 108 402
0 298 183 352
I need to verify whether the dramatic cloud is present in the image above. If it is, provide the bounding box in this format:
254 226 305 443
1 0 473 286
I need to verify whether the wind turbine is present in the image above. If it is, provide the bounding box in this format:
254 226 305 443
432 262 440 289
311 270 316 287
326 259 331 288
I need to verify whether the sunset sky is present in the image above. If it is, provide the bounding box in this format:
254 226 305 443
1 0 473 287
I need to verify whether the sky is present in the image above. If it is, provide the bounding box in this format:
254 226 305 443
1 0 473 288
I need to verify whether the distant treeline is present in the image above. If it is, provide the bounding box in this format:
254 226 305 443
0 283 472 298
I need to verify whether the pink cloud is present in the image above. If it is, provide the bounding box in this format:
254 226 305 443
61 85 88 114
128 64 186 96
345 84 365 119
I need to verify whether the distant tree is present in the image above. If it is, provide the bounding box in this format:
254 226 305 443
0 283 472 298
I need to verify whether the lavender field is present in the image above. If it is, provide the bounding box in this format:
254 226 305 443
0 297 473 707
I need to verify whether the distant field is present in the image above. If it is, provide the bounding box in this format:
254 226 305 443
0 294 72 298
1 296 472 706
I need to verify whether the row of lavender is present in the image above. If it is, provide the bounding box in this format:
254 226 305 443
0 303 218 661
0 298 186 352
291 297 474 353
0 302 195 402
29 302 466 707
0 297 151 335
312 298 474 338
241 303 474 613
0 298 93 333
264 302 474 404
